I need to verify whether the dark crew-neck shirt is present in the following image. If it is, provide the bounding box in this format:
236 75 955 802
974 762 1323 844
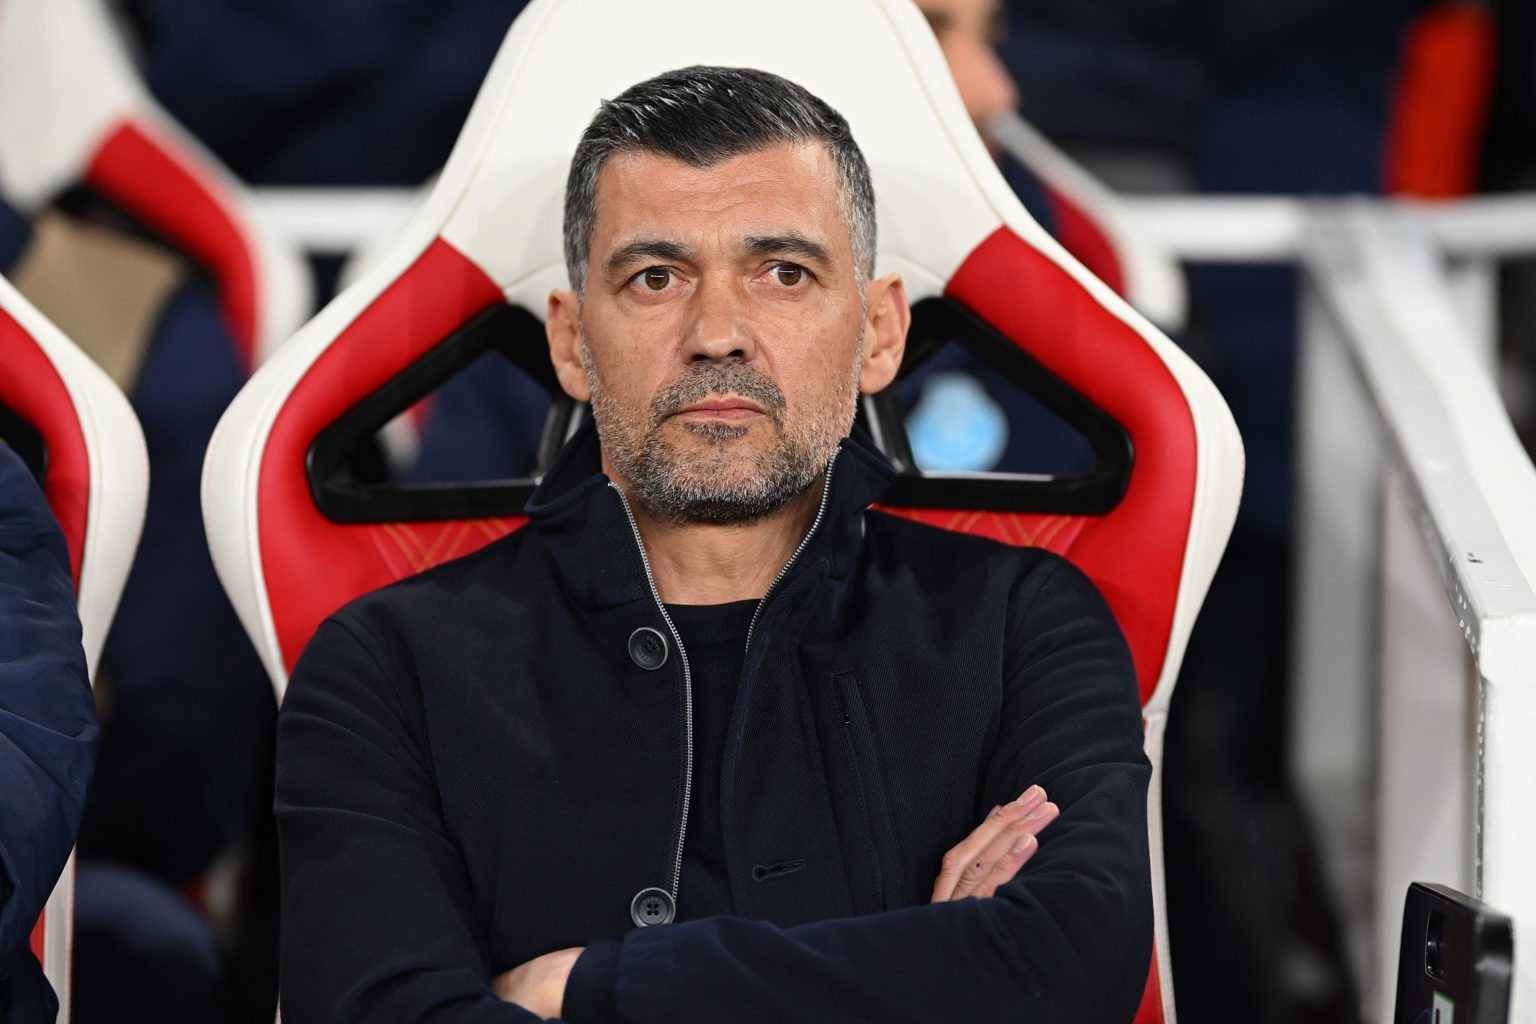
664 598 758 920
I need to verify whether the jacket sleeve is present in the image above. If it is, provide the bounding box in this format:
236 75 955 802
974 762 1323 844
275 616 544 1024
0 446 98 960
564 558 1153 1024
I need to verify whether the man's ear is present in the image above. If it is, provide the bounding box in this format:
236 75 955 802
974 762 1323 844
546 288 593 402
858 272 910 395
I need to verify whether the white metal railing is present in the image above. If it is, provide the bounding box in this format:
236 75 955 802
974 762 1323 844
1122 193 1536 262
256 186 423 255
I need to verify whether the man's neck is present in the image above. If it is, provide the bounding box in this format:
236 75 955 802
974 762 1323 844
608 464 827 605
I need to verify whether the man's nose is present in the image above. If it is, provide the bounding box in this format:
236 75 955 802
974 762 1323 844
683 280 757 362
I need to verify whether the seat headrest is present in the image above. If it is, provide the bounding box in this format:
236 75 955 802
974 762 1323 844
368 0 1084 313
0 0 311 367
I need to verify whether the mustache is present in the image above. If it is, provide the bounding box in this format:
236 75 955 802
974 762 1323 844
649 362 786 426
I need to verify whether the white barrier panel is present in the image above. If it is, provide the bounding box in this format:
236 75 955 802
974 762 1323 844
1301 204 1536 1022
1290 281 1382 996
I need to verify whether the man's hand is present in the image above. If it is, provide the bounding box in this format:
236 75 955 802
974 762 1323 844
492 946 584 1019
931 785 1058 903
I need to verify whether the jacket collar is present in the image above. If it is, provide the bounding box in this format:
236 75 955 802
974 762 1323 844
524 415 897 610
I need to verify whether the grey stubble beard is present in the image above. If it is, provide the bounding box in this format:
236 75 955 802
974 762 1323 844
582 328 862 525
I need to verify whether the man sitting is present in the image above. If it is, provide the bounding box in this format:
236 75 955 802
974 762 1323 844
276 65 1152 1023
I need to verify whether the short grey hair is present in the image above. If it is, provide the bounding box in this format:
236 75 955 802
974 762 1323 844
563 65 877 296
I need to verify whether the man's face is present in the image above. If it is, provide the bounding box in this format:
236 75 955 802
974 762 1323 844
546 142 907 525
918 0 1019 131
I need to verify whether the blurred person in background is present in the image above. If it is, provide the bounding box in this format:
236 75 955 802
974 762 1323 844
919 0 1019 134
0 443 99 1021
1 186 275 1022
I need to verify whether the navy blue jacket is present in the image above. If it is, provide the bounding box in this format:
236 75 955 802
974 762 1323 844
276 423 1152 1022
0 445 99 1020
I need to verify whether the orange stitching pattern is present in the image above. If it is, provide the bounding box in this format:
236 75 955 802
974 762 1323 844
417 521 468 568
1019 515 1053 546
382 522 428 566
994 514 1024 546
1037 516 1072 550
378 522 424 574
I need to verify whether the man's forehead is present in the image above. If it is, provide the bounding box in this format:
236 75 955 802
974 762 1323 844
596 142 835 200
589 142 847 251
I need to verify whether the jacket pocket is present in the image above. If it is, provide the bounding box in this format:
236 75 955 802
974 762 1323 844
830 670 905 914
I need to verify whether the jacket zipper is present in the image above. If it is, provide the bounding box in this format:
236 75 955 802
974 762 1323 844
609 447 840 905
610 484 694 900
744 450 840 655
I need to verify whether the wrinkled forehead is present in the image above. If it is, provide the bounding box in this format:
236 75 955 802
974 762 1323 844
588 144 847 245
591 141 842 199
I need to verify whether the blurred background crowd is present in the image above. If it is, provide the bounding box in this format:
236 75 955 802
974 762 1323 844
3 0 1531 1020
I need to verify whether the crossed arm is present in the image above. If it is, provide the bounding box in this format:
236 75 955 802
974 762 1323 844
496 788 1062 1016
276 559 1151 1023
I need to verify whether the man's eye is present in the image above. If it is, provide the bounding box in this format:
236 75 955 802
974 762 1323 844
641 268 672 291
773 265 804 286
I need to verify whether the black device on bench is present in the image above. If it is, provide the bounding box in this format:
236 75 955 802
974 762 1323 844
1394 882 1513 1024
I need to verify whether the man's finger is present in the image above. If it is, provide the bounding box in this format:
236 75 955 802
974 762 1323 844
930 786 1046 902
927 792 1050 902
965 801 1058 899
970 834 1038 899
948 801 1057 900
931 795 1037 902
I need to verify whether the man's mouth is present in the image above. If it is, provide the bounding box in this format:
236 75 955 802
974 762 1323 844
673 397 765 422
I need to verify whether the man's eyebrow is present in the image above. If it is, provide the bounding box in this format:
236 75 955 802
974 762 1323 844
741 234 833 268
604 238 694 278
